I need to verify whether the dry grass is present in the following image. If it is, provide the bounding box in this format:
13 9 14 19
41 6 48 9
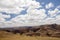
0 31 60 40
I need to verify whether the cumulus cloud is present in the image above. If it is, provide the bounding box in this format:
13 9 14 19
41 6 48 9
48 8 60 17
0 13 11 22
0 8 47 27
55 15 60 24
42 18 56 24
27 9 46 19
0 0 43 27
45 2 54 9
0 0 60 28
57 5 60 8
10 9 47 25
0 0 41 14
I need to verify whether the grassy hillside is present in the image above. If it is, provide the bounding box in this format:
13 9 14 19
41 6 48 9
0 24 60 37
0 31 60 40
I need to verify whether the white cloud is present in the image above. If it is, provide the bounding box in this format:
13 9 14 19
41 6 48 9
10 8 47 26
0 0 43 28
0 0 60 28
27 9 46 19
56 5 60 9
0 13 11 22
45 2 54 9
48 8 60 17
42 18 56 24
0 8 47 27
0 0 41 14
55 15 60 24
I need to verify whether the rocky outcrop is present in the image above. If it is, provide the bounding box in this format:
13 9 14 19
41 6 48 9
0 24 60 37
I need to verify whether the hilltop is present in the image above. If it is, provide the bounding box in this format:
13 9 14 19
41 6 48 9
0 24 60 37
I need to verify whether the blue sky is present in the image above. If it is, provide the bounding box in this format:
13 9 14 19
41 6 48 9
4 0 60 21
0 0 60 27
37 0 60 5
1 0 60 21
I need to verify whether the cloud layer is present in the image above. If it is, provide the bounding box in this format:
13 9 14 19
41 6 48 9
0 0 60 28
0 0 40 14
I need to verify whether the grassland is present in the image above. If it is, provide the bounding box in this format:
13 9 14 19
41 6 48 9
0 31 60 40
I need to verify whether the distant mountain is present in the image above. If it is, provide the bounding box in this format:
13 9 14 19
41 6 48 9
0 24 60 37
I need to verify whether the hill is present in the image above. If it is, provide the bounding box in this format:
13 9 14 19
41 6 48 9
0 24 60 37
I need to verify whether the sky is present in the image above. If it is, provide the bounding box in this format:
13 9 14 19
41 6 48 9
0 0 60 28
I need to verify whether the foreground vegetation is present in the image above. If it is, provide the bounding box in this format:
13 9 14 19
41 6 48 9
0 31 60 40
